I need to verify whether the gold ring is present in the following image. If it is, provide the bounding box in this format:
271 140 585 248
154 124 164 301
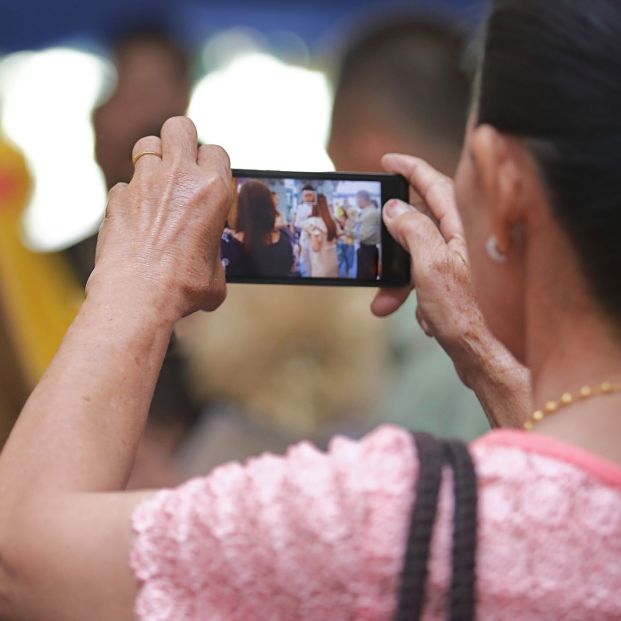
132 151 162 165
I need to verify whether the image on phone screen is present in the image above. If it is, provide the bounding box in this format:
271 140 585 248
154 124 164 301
223 170 410 287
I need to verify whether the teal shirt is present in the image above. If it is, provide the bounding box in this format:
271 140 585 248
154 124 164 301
378 294 490 441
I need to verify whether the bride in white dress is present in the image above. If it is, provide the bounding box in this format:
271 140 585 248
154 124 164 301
302 193 340 278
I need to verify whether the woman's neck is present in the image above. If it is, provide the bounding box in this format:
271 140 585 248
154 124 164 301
527 301 621 465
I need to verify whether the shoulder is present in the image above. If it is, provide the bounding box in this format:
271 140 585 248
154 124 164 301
130 425 417 620
467 430 621 617
471 429 621 490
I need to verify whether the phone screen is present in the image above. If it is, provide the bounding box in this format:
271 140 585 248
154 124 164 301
223 169 410 287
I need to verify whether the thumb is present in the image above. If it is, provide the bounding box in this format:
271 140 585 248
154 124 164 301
383 199 444 254
369 200 418 318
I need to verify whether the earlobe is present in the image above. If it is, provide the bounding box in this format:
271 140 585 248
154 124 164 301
486 236 508 264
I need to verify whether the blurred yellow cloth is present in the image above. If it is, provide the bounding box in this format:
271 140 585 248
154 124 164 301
0 136 82 385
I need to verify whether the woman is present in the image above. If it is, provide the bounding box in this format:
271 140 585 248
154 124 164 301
0 1 620 619
336 201 358 278
302 193 340 278
221 180 294 278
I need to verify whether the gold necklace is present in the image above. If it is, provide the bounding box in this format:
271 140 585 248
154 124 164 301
524 381 621 430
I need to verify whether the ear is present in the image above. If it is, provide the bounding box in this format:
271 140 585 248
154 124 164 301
470 124 527 253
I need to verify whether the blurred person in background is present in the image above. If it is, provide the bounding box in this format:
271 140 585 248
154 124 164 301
328 15 487 440
174 278 386 475
302 193 339 278
68 25 192 282
94 26 191 190
329 15 469 178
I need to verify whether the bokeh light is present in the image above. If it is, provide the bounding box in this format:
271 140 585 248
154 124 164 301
0 48 111 251
189 43 334 171
0 37 335 250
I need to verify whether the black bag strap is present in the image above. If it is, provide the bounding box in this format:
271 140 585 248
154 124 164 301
395 433 445 621
444 441 478 621
395 433 478 621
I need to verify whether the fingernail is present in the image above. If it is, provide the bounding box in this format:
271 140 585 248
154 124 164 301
385 199 412 219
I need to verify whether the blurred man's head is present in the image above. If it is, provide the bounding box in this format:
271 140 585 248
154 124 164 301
94 27 191 188
301 185 317 205
356 190 372 208
328 16 470 175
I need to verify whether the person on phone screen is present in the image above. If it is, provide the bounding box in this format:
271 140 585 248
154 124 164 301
336 198 358 278
303 194 340 278
290 185 316 233
356 190 381 280
291 184 318 276
221 180 294 278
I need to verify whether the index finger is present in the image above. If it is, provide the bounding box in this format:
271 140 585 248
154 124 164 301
382 153 464 244
160 116 199 164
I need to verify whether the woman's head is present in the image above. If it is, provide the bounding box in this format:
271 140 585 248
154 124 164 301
313 194 338 242
455 0 621 361
236 181 277 250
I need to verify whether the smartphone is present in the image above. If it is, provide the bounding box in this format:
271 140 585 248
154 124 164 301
223 169 410 287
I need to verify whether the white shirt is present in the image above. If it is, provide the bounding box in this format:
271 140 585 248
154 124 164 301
292 202 314 230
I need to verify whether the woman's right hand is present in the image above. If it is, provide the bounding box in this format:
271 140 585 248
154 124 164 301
88 116 233 322
373 153 531 428
372 154 479 354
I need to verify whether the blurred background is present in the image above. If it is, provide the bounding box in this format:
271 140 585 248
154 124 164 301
0 0 488 488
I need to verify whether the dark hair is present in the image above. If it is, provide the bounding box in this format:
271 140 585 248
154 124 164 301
333 16 470 145
111 24 189 78
312 194 338 242
301 185 316 193
236 181 277 251
476 0 621 321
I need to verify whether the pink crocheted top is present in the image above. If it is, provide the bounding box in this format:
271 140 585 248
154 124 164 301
131 427 621 620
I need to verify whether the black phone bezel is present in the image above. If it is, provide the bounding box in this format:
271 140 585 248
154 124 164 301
227 168 411 288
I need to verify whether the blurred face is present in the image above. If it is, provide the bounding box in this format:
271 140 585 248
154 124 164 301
454 116 526 360
356 192 370 209
302 190 316 205
94 40 189 188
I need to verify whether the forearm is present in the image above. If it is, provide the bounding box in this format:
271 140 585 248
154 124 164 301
0 285 174 503
447 323 532 429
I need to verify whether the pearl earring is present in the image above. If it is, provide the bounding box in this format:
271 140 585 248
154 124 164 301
486 236 508 264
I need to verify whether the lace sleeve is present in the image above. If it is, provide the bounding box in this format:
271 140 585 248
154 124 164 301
130 425 417 621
